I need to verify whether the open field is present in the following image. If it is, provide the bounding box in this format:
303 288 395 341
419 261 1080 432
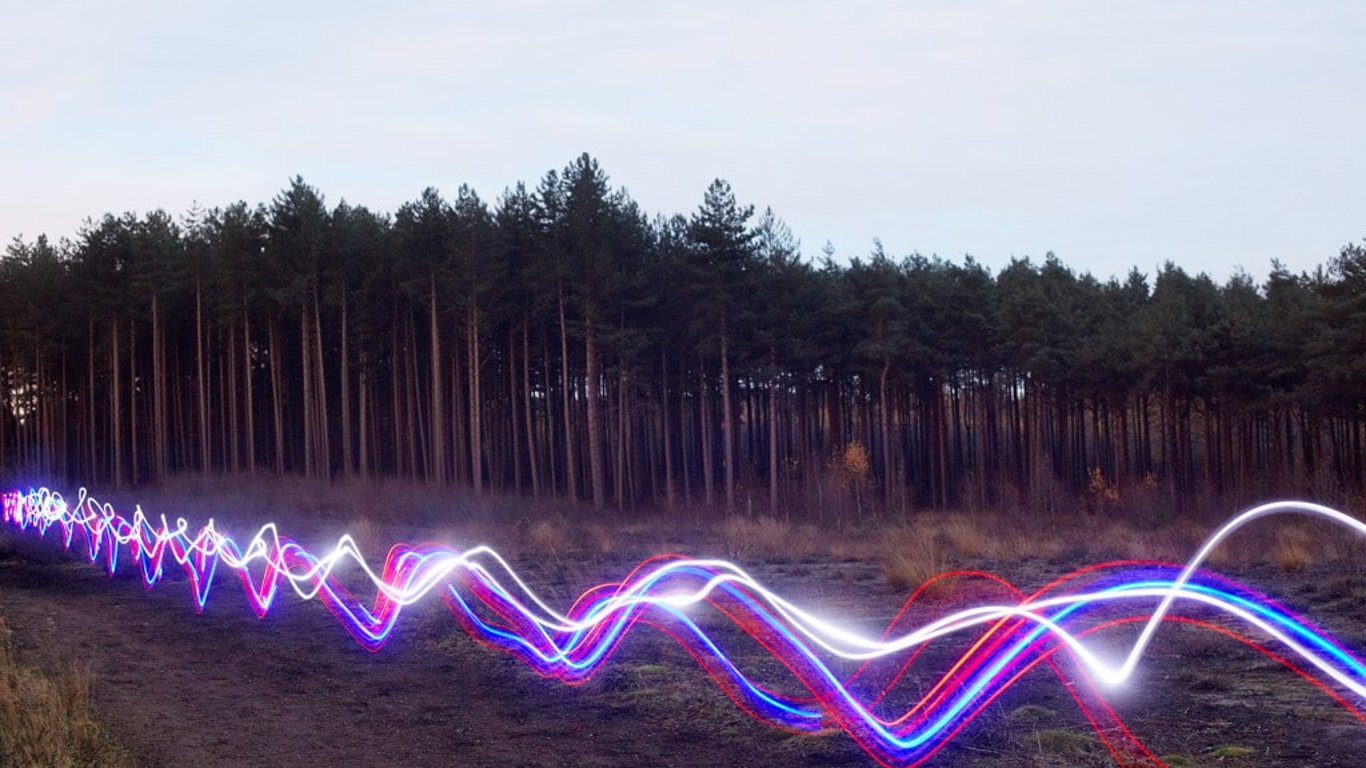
1 479 1365 767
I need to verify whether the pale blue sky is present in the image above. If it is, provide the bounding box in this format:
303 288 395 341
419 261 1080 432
3 1 1362 281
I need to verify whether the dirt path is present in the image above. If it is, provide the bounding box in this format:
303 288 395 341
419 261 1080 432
1 543 1364 767
0 551 875 768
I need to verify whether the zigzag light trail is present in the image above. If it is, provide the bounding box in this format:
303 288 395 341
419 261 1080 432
3 487 1365 766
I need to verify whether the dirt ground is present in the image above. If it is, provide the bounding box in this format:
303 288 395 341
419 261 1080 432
1 531 1364 768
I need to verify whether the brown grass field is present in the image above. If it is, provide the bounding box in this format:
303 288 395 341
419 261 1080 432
1 476 1365 767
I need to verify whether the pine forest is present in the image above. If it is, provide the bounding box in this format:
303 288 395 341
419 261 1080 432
3 154 1365 519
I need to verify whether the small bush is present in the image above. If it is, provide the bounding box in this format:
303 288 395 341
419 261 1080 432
1087 467 1120 506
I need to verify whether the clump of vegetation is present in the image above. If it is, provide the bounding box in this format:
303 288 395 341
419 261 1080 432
1026 727 1099 756
579 521 618 557
1006 703 1056 723
1087 467 1121 508
879 531 948 594
1272 525 1313 573
526 519 570 559
0 617 134 768
1208 744 1256 759
936 514 991 558
721 515 821 561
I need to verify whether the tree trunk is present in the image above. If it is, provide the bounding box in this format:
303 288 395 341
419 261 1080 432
111 322 123 486
196 278 209 472
769 368 780 518
429 275 445 484
535 338 551 491
358 351 369 479
662 354 675 507
243 307 256 474
468 303 483 494
615 363 626 511
509 327 523 494
151 293 167 479
340 295 351 478
312 289 329 478
558 288 577 500
721 331 734 515
450 346 466 484
700 362 713 507
269 317 285 474
218 326 230 471
301 299 315 478
227 324 238 473
404 311 420 478
129 319 139 482
522 318 541 499
879 359 891 506
585 310 605 509
87 320 96 480
681 361 692 503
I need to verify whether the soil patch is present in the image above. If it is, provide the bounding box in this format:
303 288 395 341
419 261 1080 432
0 536 1363 767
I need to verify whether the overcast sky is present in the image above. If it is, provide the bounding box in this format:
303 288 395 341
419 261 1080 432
3 1 1362 282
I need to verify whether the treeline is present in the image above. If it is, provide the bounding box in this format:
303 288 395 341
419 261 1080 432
2 153 1364 517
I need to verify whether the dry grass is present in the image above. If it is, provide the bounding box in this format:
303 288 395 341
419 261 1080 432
936 515 991 558
720 516 823 562
507 517 631 560
580 522 619 557
705 506 1331 595
0 617 134 768
1272 525 1314 573
526 520 570 558
341 516 387 559
878 531 948 594
40 474 1366 587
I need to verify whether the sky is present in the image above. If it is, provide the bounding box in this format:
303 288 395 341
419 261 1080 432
3 0 1363 283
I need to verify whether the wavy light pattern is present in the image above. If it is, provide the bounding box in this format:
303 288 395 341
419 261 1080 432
3 487 1365 766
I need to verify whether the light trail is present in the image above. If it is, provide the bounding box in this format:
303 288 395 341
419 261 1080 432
2 486 1364 766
